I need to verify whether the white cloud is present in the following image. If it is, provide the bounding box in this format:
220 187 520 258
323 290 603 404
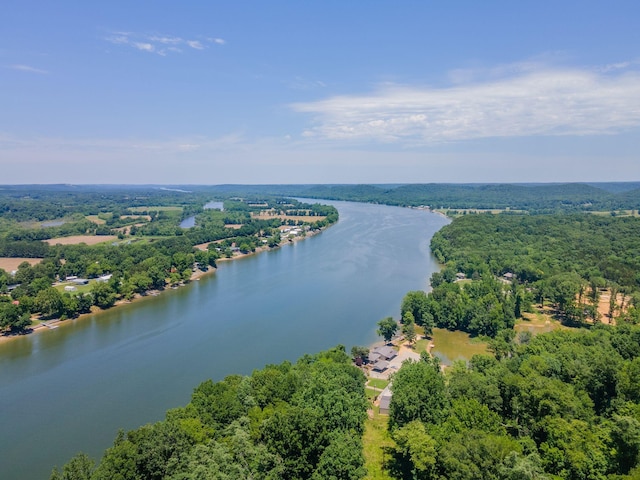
133 42 154 52
105 31 223 56
292 63 640 144
149 35 183 45
187 40 204 50
8 64 48 74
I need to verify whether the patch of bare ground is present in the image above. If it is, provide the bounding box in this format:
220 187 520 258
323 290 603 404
516 308 565 334
593 289 631 325
44 235 118 246
0 257 42 271
114 223 145 235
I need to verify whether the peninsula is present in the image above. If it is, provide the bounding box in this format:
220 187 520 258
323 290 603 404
0 185 338 339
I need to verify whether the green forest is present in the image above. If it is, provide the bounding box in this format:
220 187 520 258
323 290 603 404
423 214 640 338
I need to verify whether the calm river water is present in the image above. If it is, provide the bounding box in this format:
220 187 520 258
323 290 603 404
0 200 448 479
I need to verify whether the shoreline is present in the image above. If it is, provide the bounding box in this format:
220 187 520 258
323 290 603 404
0 225 329 346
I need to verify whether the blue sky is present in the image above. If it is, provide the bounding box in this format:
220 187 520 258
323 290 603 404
1 1 639 184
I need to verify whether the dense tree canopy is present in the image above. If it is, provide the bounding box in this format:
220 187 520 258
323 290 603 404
388 324 640 479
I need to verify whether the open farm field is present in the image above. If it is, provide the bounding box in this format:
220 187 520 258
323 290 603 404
589 210 640 217
45 235 118 246
0 257 42 271
129 206 183 212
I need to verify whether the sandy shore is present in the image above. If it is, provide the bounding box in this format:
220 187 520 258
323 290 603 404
0 227 329 345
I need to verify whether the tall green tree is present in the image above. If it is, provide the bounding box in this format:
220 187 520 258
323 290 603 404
389 359 448 429
377 317 398 343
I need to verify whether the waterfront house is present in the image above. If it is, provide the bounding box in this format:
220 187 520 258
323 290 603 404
372 360 389 372
371 345 397 361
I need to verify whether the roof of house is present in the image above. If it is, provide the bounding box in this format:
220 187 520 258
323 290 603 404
368 352 381 363
379 384 393 410
373 345 397 360
372 360 389 372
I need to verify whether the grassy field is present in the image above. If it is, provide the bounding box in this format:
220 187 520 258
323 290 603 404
54 282 94 294
85 215 106 224
589 210 640 217
363 411 394 480
425 328 489 366
516 308 565 334
366 378 390 402
129 206 183 212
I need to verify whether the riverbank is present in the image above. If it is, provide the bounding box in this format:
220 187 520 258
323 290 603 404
0 226 330 346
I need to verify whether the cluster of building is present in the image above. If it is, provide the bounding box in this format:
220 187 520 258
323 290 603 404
368 345 398 373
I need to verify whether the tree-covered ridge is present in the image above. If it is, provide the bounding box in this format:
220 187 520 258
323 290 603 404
275 183 640 213
387 324 640 479
51 346 368 480
414 214 640 338
431 214 640 288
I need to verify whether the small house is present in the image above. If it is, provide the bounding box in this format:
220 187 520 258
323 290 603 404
372 360 389 372
372 345 397 361
64 286 77 292
379 384 393 415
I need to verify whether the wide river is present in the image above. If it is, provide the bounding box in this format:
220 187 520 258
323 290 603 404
0 200 449 479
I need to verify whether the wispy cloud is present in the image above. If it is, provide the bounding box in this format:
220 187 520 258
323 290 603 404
105 31 225 56
7 64 48 74
288 76 327 90
292 62 640 144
